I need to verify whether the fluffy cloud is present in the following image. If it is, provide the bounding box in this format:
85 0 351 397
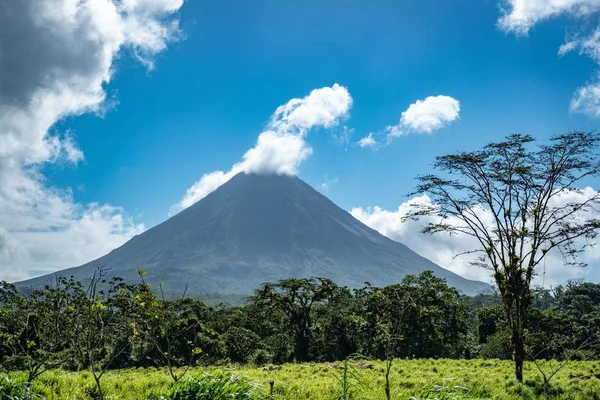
352 196 494 283
352 188 600 286
498 0 600 35
357 95 460 149
498 0 600 116
0 0 183 281
171 84 352 213
399 95 461 134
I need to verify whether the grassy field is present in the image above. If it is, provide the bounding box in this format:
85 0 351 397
5 359 600 399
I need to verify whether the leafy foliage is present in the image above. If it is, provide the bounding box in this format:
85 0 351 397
162 373 263 400
0 376 44 400
4 270 600 393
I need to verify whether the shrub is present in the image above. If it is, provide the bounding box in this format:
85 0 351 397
223 327 262 363
479 330 512 360
160 372 263 400
263 334 293 364
0 377 44 400
250 349 272 366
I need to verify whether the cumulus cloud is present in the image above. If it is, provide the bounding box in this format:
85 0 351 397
399 95 461 134
352 188 600 286
0 0 183 281
498 0 600 116
171 84 353 213
498 0 600 35
357 95 460 149
352 196 494 283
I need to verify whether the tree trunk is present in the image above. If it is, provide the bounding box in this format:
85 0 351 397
513 327 524 383
93 372 104 400
385 358 392 400
295 331 310 362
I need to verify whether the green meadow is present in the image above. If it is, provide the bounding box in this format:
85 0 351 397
4 359 600 400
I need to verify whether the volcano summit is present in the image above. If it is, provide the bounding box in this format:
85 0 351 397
18 173 490 295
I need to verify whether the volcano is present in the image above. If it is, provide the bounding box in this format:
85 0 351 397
17 173 490 295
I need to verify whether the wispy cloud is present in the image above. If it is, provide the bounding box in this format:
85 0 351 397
318 177 339 194
498 0 600 116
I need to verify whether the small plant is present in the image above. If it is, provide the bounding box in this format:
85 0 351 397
161 372 263 400
335 355 370 400
0 377 45 400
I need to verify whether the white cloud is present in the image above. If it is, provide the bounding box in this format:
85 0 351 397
61 132 85 164
384 125 405 142
171 84 353 213
352 196 495 283
352 188 600 286
358 95 460 149
570 80 600 116
498 0 600 35
0 0 183 281
559 27 600 115
399 95 461 134
357 133 378 148
498 0 600 116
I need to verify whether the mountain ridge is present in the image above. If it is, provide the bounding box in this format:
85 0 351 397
17 173 491 295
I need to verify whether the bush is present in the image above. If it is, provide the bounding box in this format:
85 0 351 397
160 373 263 400
479 330 512 360
263 334 293 364
250 349 272 366
223 327 262 363
0 377 44 400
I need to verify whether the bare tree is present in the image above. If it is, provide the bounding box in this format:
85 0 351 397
405 132 600 382
70 266 137 399
134 270 201 384
381 292 418 400
531 334 598 399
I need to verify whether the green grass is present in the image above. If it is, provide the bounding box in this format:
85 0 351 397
4 359 600 399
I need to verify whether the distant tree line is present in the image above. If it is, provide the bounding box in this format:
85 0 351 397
2 268 600 395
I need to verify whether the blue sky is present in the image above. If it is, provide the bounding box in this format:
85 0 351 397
48 0 597 224
2 0 600 283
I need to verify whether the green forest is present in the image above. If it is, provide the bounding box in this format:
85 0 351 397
2 269 600 399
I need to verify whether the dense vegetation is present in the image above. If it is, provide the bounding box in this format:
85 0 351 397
2 269 600 398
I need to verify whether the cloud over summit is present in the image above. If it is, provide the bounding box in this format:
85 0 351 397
171 84 353 213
